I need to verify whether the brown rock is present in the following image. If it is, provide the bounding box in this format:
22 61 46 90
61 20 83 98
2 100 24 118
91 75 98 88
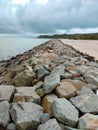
41 94 58 116
55 81 76 99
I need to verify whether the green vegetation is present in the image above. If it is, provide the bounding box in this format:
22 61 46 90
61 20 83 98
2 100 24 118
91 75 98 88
38 33 98 40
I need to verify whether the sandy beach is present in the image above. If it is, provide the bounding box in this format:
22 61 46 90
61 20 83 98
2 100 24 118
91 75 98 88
61 39 98 60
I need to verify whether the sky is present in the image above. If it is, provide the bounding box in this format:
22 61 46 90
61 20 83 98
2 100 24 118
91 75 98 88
0 0 98 35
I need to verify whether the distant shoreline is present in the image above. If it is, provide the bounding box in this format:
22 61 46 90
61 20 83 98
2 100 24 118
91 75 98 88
38 32 98 40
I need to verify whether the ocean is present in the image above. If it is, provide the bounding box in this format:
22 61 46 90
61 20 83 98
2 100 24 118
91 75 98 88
0 36 50 61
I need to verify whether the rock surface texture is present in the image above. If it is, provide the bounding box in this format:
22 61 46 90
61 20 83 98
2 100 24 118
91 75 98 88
0 39 98 129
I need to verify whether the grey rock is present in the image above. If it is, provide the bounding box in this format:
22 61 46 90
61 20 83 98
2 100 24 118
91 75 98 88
37 67 49 80
51 64 65 76
84 73 98 86
78 113 98 129
0 85 14 102
0 100 10 127
37 119 62 130
40 113 50 124
43 74 60 94
70 94 98 113
64 126 81 130
53 98 79 127
77 86 94 95
10 102 43 130
61 73 73 79
14 87 41 104
7 123 16 130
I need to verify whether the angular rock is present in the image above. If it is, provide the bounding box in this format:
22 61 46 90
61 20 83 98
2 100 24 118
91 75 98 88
37 119 62 130
37 67 49 80
41 94 58 116
53 98 79 127
55 81 76 99
14 87 40 104
61 73 73 79
40 113 50 124
77 86 94 96
43 74 60 94
0 85 14 102
70 94 98 113
78 113 98 129
84 73 98 86
12 69 35 86
0 101 10 127
51 64 65 76
10 102 43 130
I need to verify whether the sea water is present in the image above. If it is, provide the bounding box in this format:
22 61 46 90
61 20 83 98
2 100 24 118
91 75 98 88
0 36 50 61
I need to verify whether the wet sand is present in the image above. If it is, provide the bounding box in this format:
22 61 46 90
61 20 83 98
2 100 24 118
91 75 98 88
61 39 98 60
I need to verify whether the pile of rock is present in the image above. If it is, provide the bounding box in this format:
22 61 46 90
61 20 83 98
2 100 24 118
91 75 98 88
0 39 98 130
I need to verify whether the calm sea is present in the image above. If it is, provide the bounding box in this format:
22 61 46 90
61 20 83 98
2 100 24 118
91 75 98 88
0 36 50 61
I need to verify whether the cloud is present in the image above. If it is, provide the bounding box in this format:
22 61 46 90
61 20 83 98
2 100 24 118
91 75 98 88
0 0 98 34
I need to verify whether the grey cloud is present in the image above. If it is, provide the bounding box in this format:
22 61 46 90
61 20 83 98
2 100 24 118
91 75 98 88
0 0 98 34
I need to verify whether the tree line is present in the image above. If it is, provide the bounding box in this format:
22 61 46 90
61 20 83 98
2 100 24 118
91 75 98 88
38 33 98 40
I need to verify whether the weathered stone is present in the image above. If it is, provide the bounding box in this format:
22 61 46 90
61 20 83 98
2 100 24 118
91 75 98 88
37 119 62 130
14 87 40 104
0 85 14 102
71 80 86 91
36 88 45 97
10 102 43 130
7 123 16 130
55 81 76 99
12 69 35 86
41 94 58 116
40 113 50 124
70 94 98 113
84 72 98 86
51 64 65 76
78 113 98 129
37 67 49 80
64 126 80 130
61 73 73 79
53 98 79 127
0 101 10 127
77 86 94 95
75 65 89 75
43 74 60 94
13 93 25 102
34 81 43 90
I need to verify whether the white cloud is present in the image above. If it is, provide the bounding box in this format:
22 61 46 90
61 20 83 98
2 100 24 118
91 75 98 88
11 0 29 5
36 0 49 5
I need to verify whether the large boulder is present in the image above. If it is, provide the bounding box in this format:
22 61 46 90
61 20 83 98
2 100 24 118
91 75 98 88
55 81 76 99
53 98 79 127
13 87 40 104
37 67 49 80
12 69 35 86
0 100 10 127
70 94 98 113
41 94 58 116
78 113 98 129
43 74 60 94
51 64 65 76
10 102 43 130
0 85 14 102
37 119 62 130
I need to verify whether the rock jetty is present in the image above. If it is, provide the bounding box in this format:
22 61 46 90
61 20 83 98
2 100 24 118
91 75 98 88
0 39 98 130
